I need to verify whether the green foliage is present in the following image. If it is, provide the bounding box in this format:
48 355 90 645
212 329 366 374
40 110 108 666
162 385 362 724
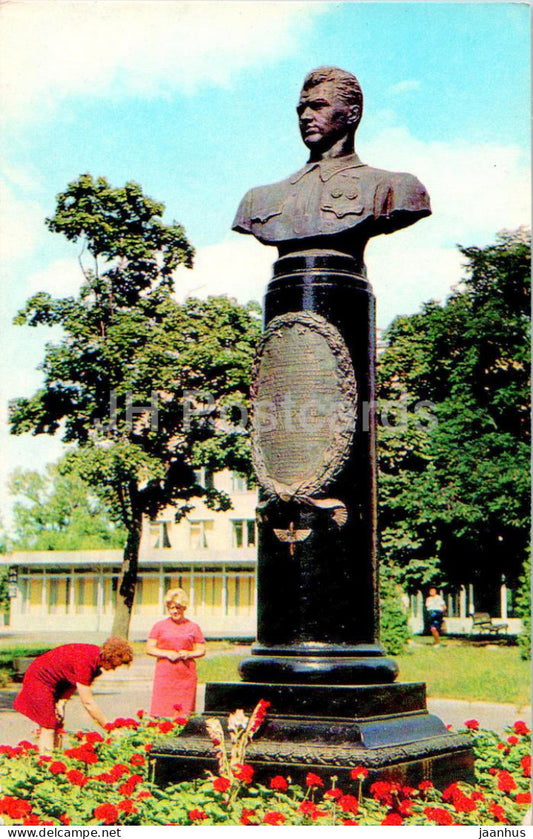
378 229 530 593
9 458 126 551
515 552 531 661
379 565 411 654
0 716 531 825
10 175 261 636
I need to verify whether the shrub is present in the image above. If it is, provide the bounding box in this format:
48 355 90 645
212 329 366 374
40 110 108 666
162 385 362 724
516 553 531 661
379 567 411 655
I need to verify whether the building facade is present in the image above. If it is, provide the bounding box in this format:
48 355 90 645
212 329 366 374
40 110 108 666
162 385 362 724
3 470 258 638
1 469 521 638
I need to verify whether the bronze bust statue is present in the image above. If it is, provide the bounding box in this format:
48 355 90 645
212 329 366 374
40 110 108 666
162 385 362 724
233 66 431 272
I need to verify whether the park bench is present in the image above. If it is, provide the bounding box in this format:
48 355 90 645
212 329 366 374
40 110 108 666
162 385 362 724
471 612 508 636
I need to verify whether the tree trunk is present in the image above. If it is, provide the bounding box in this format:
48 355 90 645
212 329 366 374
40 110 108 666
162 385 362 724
111 514 143 638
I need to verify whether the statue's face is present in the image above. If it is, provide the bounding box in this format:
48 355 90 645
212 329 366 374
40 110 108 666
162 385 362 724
297 81 355 151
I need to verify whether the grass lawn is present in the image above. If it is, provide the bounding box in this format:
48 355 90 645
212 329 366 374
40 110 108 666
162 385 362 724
198 639 530 708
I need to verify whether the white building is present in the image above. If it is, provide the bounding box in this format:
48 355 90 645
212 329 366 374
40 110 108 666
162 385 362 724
3 470 257 638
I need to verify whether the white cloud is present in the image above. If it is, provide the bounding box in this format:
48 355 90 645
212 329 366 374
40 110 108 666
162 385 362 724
26 258 85 297
362 125 530 244
174 236 272 305
0 1 328 122
172 126 530 328
0 177 45 262
388 79 421 96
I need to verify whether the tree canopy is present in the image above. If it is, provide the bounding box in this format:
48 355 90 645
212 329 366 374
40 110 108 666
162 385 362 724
10 175 261 635
377 229 530 604
9 459 126 552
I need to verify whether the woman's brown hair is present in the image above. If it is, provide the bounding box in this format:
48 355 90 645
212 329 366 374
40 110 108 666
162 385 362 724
100 637 134 669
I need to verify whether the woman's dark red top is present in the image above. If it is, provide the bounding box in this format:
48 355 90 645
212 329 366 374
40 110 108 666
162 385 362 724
13 644 102 729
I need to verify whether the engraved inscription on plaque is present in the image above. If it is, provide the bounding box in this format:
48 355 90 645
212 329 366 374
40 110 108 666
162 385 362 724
251 312 357 499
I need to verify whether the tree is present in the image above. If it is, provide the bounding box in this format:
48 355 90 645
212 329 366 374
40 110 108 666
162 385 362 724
9 458 126 551
10 175 261 637
377 229 530 598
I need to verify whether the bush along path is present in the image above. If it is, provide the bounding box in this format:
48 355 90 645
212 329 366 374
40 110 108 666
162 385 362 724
0 705 530 826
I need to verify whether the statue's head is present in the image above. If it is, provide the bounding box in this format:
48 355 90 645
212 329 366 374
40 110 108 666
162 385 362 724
297 66 363 153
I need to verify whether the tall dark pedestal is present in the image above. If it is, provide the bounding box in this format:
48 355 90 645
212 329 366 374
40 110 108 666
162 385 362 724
240 251 393 684
153 252 474 789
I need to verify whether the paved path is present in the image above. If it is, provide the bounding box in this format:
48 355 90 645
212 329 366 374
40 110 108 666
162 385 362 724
0 649 529 746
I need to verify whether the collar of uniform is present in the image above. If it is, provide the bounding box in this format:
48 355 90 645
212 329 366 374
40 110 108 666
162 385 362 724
289 152 365 184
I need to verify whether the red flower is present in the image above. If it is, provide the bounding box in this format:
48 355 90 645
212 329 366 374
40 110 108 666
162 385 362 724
49 761 67 775
350 765 368 780
516 792 532 804
212 776 231 793
497 770 517 792
514 720 530 736
83 731 104 745
325 787 343 800
22 815 43 825
464 719 479 730
398 799 413 816
118 774 143 795
189 809 208 821
174 715 188 726
18 740 37 751
521 755 531 777
240 808 257 825
136 709 145 719
60 815 71 825
343 819 358 825
0 746 16 757
269 775 288 791
418 780 434 792
110 763 131 780
117 799 138 814
489 802 509 823
424 807 454 826
382 812 403 825
94 803 120 825
232 763 254 784
262 811 286 825
507 735 519 745
64 745 98 764
173 703 182 712
250 699 271 733
0 796 32 819
370 780 393 805
144 743 153 752
488 768 498 776
65 769 88 787
299 801 318 816
338 794 359 814
129 753 146 767
157 720 175 734
306 771 324 788
137 791 152 800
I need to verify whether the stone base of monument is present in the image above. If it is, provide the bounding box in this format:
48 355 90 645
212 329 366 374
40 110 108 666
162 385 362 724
152 681 474 789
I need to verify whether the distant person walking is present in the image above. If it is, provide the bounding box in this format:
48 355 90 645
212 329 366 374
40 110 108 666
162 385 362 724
425 587 447 647
13 638 133 754
147 588 206 717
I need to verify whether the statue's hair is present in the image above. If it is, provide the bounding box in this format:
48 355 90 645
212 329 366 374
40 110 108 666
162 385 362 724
302 66 363 127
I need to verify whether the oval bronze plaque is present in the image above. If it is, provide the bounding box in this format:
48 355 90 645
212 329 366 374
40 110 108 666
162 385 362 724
251 312 357 499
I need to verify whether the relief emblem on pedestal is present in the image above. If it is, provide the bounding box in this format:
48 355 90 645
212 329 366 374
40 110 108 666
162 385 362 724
251 311 357 505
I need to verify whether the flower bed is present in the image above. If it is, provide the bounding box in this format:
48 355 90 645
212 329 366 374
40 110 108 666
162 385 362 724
0 712 530 826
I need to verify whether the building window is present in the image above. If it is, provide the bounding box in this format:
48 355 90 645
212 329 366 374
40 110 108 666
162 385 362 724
194 468 214 490
149 520 171 549
230 472 249 492
189 520 213 550
232 519 256 548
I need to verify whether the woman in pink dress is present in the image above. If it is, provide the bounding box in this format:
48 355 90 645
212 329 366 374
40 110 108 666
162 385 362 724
147 588 206 717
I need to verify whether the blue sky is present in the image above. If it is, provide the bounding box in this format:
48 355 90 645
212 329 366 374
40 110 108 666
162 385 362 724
0 1 530 527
